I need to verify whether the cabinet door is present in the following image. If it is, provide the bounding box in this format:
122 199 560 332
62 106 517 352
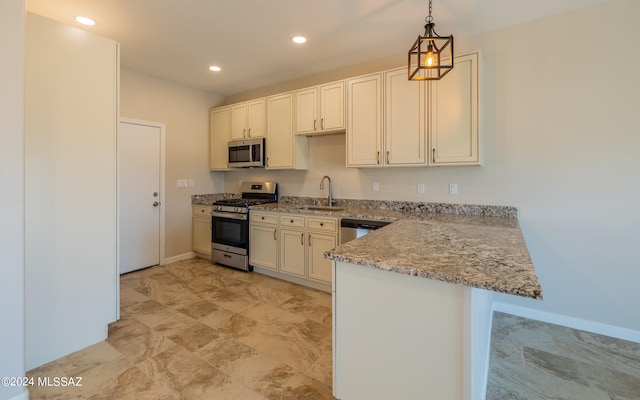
385 67 426 166
247 98 265 138
249 224 278 271
266 92 295 169
320 81 345 131
230 102 248 140
307 233 336 283
347 73 383 167
209 107 230 171
295 87 318 134
193 216 212 255
429 51 480 166
279 229 306 277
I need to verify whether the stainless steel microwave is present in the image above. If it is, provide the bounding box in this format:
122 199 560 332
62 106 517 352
228 138 264 168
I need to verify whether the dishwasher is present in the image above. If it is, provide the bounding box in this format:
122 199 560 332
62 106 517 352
340 218 391 244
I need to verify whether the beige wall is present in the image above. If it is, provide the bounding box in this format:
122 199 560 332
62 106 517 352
120 69 224 258
225 0 640 331
0 0 26 397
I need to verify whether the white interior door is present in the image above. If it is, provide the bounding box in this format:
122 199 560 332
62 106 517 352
118 120 163 274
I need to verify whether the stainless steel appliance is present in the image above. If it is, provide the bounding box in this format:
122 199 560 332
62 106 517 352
340 218 391 244
211 181 277 270
227 138 265 168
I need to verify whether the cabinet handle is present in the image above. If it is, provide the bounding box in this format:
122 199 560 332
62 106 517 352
274 229 277 241
309 235 312 246
377 151 380 165
386 150 390 164
243 128 246 138
247 128 251 137
314 119 317 130
321 118 324 130
301 233 304 245
432 148 436 163
266 157 269 167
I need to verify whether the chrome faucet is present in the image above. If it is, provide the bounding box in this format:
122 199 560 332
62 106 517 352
320 175 335 207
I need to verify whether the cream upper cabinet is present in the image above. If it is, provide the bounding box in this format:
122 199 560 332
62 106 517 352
347 70 425 167
230 98 265 140
209 106 230 171
429 51 481 166
266 92 308 169
385 67 427 166
346 73 383 166
347 52 481 168
296 81 345 135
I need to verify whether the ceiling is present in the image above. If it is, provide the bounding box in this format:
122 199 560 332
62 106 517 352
26 0 607 97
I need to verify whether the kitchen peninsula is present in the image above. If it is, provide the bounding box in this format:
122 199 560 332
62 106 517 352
195 194 542 400
316 201 541 400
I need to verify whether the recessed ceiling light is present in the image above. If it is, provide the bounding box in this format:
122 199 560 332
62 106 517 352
209 65 222 72
292 36 307 44
75 16 96 26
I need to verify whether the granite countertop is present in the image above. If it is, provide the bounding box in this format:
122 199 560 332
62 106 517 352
250 198 542 300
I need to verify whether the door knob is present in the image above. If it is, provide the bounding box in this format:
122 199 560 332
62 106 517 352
153 201 160 207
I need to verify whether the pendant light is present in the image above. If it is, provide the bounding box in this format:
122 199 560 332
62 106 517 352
408 0 454 81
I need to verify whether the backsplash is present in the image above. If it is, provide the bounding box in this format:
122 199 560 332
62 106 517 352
193 193 518 218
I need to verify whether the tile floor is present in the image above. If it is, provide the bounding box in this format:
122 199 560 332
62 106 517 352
486 311 640 400
26 258 336 400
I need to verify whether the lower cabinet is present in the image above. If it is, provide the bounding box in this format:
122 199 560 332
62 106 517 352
307 233 337 283
249 210 337 290
192 205 212 256
249 224 278 271
280 229 306 277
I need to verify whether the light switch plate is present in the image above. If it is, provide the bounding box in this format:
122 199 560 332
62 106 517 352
417 183 425 194
449 183 458 195
373 181 380 192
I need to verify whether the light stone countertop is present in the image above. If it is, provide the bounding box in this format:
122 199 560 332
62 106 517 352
250 200 543 300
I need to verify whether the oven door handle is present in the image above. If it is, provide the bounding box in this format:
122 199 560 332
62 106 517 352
211 211 248 221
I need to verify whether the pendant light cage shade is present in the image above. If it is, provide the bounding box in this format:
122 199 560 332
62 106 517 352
408 26 454 81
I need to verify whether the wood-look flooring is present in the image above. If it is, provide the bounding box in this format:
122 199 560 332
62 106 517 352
486 311 640 400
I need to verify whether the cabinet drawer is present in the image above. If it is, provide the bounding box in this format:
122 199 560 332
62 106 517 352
281 215 306 228
251 212 278 225
193 205 211 218
307 217 337 232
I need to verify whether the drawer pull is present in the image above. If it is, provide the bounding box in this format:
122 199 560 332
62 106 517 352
320 222 324 226
261 216 265 220
290 219 294 223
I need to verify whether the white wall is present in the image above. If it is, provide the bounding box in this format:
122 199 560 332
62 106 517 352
0 1 27 399
25 13 119 370
120 69 224 259
226 0 640 332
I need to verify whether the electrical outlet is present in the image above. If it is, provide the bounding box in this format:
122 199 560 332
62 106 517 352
449 183 458 195
373 181 380 192
417 183 425 194
188 179 194 187
177 179 188 188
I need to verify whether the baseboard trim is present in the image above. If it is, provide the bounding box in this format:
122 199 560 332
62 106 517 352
163 252 196 265
492 302 640 344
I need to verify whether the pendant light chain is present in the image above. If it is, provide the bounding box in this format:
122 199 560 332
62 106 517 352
408 0 454 81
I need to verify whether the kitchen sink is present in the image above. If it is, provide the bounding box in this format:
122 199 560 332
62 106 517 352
295 205 343 211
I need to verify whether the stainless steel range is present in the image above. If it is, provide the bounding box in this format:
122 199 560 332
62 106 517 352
211 181 277 271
